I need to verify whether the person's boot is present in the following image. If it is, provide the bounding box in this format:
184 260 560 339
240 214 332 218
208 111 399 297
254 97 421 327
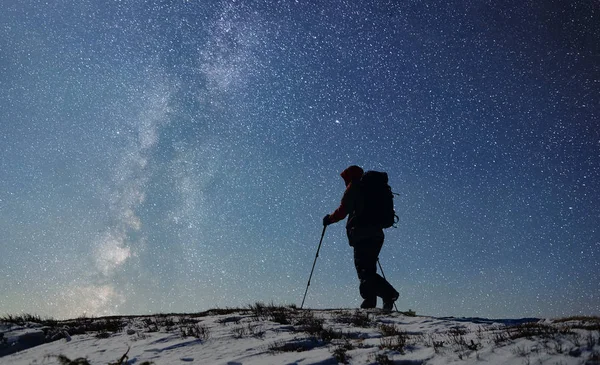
382 294 398 312
360 297 376 309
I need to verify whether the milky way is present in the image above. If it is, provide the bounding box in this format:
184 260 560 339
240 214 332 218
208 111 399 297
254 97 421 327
1 1 598 319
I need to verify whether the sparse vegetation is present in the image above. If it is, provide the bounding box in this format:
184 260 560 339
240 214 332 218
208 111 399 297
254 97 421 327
60 317 126 336
231 323 264 339
53 354 91 365
180 323 210 340
294 310 322 331
374 353 394 365
96 331 111 339
4 306 599 365
335 310 371 327
512 345 530 357
491 326 510 345
248 302 295 324
332 344 352 364
554 316 600 323
217 315 243 325
401 309 417 317
142 315 175 331
379 323 402 337
268 339 315 353
508 322 569 340
428 333 445 354
448 326 480 350
379 332 408 354
177 316 198 325
49 348 154 365
1 314 57 327
293 311 344 343
489 322 575 347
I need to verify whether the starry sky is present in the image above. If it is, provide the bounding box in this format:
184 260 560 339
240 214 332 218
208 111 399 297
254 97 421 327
1 0 599 320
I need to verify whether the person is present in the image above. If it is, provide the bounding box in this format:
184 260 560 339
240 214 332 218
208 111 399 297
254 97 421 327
323 165 399 310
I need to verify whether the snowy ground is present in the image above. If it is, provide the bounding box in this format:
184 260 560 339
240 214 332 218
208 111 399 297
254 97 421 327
1 305 599 365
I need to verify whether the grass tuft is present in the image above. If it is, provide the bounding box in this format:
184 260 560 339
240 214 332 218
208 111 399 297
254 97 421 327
374 353 394 365
232 323 264 339
268 339 314 353
335 310 371 327
248 302 296 324
379 332 408 354
379 323 402 337
332 345 352 364
180 323 210 340
52 355 91 365
1 314 57 327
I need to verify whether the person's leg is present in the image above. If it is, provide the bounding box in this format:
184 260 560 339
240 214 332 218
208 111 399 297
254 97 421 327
354 237 399 307
353 242 379 308
372 237 399 310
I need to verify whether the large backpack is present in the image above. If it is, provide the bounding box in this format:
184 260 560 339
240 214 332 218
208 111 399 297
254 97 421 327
356 171 398 229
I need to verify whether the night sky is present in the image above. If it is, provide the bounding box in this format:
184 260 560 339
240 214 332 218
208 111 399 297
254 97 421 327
1 0 599 319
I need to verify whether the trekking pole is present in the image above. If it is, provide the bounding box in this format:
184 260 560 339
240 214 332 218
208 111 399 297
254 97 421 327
377 259 400 312
300 225 327 309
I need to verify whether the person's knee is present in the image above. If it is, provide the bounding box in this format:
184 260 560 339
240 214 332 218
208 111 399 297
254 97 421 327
357 269 376 281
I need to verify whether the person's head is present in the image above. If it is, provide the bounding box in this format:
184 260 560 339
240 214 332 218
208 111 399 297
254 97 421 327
340 165 364 186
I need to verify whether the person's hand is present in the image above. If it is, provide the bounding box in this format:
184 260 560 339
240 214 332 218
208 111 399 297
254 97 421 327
322 214 331 226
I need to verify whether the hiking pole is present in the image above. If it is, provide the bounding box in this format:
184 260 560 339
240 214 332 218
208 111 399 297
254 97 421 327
377 259 400 312
300 225 327 309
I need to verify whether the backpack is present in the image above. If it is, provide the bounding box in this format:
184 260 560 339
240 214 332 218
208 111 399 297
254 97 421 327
356 171 398 229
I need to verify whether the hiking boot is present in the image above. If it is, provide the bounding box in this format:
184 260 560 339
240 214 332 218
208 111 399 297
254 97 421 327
360 298 377 309
382 295 398 312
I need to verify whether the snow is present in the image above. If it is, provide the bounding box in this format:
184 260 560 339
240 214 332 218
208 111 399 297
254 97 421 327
1 307 599 365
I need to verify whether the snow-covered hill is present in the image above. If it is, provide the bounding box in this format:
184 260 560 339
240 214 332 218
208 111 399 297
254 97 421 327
1 305 599 364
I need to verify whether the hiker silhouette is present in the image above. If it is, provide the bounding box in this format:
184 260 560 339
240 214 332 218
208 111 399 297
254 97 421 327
323 165 399 310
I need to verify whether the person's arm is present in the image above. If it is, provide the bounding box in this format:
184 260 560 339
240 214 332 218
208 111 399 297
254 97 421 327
325 183 354 225
328 200 347 224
